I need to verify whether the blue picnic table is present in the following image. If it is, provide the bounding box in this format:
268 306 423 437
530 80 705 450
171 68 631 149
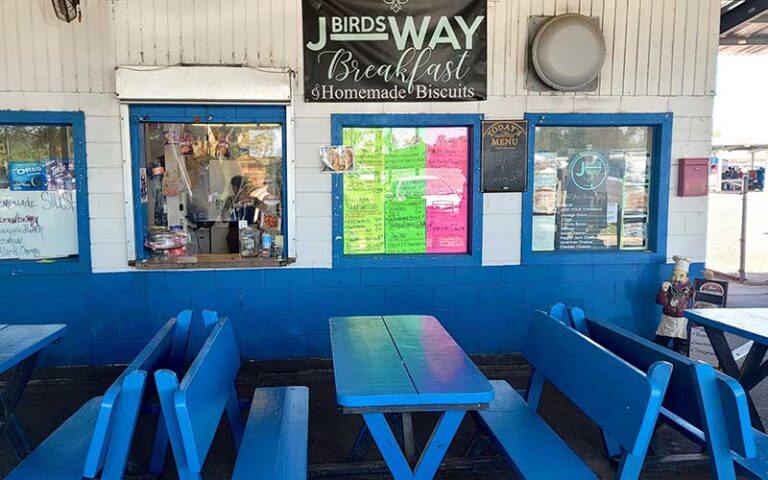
330 315 493 480
0 324 67 373
0 323 67 460
685 308 768 432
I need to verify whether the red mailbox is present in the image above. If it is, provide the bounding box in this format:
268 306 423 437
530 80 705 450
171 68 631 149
678 158 709 197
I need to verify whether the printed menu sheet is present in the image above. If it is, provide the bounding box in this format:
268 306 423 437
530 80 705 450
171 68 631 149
342 129 386 254
342 127 469 255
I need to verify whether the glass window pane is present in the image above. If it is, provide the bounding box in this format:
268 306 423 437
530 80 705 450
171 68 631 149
140 122 285 261
342 126 470 255
532 126 652 252
0 124 78 261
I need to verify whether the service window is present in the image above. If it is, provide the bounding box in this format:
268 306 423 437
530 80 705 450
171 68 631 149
132 106 288 267
333 114 482 267
0 112 89 272
523 113 672 264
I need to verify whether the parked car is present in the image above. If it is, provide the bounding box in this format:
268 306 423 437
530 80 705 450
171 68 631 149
389 176 462 213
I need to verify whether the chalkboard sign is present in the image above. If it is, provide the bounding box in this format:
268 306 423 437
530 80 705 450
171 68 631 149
687 278 729 367
692 278 729 308
481 120 528 193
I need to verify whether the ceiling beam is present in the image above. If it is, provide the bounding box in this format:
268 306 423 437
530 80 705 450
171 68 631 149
720 35 768 44
721 0 768 34
721 1 744 16
713 144 768 152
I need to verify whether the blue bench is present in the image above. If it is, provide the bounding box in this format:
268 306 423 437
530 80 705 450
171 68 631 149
577 311 767 480
473 311 672 480
5 310 197 480
155 316 309 480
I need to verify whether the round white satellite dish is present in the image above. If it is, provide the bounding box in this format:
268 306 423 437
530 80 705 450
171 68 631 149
532 13 606 91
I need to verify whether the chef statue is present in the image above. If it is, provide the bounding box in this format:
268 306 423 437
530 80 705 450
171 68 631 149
653 255 695 354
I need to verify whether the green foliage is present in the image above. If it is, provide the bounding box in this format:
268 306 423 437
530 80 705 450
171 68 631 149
0 125 73 165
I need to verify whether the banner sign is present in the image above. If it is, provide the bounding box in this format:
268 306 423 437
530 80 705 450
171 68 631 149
302 0 487 102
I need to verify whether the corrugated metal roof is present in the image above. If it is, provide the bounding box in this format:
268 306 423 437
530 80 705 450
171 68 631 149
720 0 768 54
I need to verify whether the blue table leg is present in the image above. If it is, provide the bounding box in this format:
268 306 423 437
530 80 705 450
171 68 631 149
412 410 465 480
0 353 38 460
347 422 373 461
704 326 766 432
348 413 413 462
402 412 417 464
149 411 170 474
363 410 466 480
5 414 31 461
364 413 413 480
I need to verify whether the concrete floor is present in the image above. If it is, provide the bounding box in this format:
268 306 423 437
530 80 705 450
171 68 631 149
1 355 717 480
727 274 768 308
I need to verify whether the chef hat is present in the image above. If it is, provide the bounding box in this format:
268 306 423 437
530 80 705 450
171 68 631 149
672 255 691 275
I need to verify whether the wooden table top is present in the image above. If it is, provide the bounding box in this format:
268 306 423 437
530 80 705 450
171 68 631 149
0 324 67 374
685 309 768 345
329 315 493 411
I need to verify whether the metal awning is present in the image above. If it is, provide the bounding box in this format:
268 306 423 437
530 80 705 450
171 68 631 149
721 0 768 54
712 144 768 152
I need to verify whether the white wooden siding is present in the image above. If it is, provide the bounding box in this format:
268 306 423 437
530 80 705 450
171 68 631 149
0 0 718 270
0 0 720 97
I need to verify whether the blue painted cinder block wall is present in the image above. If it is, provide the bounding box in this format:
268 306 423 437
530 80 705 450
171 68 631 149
0 261 703 366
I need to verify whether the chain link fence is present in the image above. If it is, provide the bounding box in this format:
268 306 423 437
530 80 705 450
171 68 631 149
707 187 768 280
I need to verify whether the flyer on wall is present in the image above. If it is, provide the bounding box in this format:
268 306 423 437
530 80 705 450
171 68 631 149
320 145 356 173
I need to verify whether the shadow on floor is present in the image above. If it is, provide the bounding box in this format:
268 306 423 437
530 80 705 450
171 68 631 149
1 355 715 479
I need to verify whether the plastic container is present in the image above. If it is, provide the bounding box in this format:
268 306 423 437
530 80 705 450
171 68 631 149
239 225 258 258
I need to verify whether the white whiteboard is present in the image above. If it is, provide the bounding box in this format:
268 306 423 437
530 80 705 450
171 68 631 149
0 190 78 260
689 325 719 369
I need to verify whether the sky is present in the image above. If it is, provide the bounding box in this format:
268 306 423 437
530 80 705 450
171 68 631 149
713 54 768 146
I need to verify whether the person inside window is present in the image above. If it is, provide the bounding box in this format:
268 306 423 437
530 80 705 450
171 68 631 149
222 162 279 252
223 175 257 253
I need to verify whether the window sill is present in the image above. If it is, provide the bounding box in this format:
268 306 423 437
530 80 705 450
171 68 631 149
332 252 482 268
522 250 666 266
131 254 295 270
0 258 90 275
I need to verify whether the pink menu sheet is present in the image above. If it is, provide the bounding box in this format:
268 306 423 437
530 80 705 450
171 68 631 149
425 127 469 254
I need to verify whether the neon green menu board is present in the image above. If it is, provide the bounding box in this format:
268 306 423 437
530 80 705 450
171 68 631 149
342 127 469 256
383 128 426 254
342 128 385 254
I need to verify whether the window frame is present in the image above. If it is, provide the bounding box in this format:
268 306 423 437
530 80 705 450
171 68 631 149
0 110 90 274
128 104 288 263
331 113 484 268
522 112 673 265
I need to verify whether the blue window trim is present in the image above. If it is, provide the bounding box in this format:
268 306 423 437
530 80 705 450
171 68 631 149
0 110 91 274
521 112 673 265
331 113 484 268
129 105 288 262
